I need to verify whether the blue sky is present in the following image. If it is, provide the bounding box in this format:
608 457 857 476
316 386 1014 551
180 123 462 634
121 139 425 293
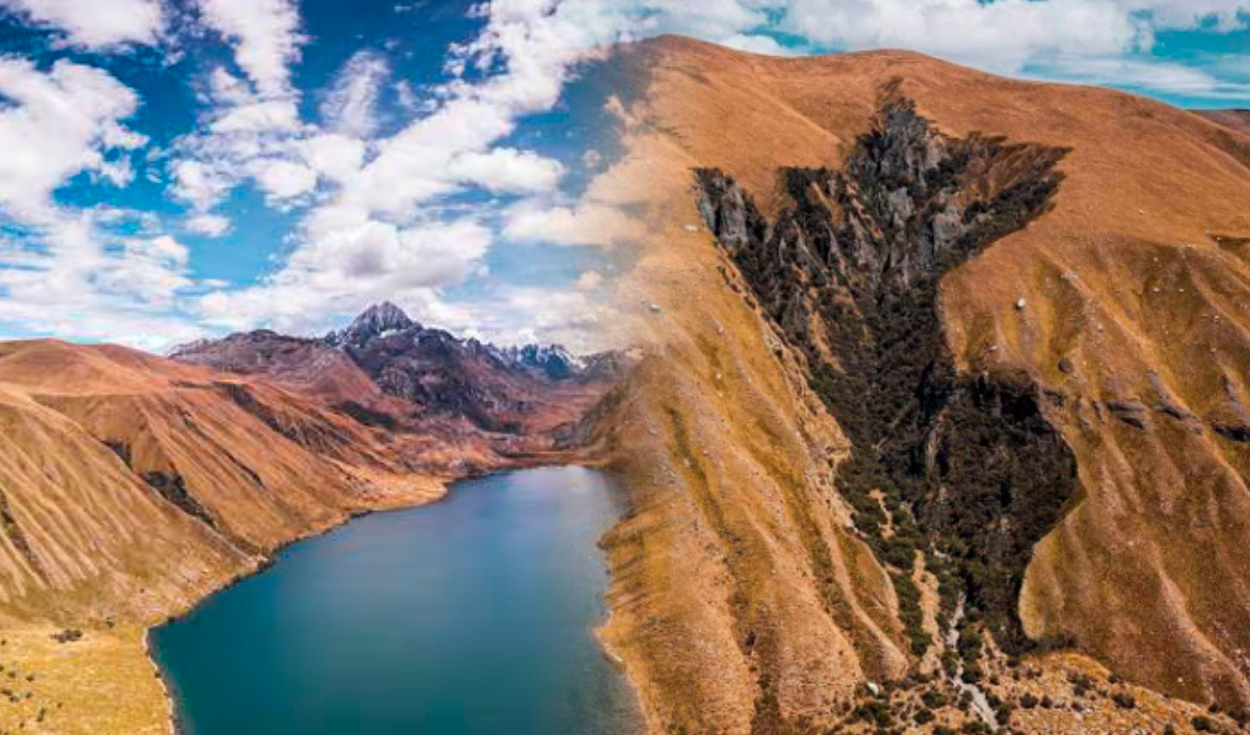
0 0 1245 352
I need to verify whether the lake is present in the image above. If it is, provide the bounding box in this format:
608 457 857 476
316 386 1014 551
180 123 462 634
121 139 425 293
150 466 641 735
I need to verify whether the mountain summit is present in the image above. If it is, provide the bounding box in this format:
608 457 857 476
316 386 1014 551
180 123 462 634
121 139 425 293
326 301 419 350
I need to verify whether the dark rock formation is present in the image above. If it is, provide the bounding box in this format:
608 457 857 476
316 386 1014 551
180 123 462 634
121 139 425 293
141 472 218 531
696 89 1080 653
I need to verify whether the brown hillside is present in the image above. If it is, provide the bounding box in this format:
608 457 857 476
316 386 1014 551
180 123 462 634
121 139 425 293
593 35 1250 734
1200 109 1250 136
0 333 614 734
0 339 437 626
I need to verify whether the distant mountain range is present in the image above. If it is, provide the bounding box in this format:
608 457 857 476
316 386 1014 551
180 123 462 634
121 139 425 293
173 302 626 434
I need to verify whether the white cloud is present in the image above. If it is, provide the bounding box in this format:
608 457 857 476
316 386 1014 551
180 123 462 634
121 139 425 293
321 50 390 138
0 210 204 350
299 133 366 182
0 59 204 351
447 285 607 349
251 158 317 201
0 0 165 49
1115 0 1250 31
1033 54 1250 97
502 200 644 248
449 148 565 194
186 213 232 237
195 0 304 96
721 33 799 57
209 98 301 134
0 58 145 214
781 0 1140 74
195 219 493 334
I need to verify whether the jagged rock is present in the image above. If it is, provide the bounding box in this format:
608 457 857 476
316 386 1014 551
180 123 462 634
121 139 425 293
324 301 417 350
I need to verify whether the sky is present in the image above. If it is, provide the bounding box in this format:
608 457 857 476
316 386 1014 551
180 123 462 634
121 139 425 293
0 0 1245 353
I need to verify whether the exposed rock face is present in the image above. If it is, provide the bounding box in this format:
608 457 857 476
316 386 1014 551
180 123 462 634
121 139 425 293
695 92 1080 652
492 344 583 381
324 301 418 350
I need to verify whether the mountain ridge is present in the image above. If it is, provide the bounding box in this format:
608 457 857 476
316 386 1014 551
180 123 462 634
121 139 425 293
594 34 1250 735
172 302 624 436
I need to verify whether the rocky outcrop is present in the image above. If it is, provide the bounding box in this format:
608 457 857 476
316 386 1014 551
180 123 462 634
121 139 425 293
323 301 418 350
696 91 1079 652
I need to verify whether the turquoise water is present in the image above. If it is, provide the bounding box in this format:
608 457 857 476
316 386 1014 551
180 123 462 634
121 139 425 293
151 467 641 735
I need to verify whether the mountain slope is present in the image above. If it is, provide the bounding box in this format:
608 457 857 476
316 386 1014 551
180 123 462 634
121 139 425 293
0 307 622 734
1201 109 1250 136
0 339 431 626
593 35 1250 734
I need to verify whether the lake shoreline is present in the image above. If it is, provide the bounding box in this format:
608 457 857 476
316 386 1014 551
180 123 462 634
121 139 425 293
149 462 643 735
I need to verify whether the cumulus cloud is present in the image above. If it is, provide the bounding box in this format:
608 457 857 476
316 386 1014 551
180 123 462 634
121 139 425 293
781 0 1141 73
1035 54 1250 98
502 199 645 249
195 219 492 334
299 133 366 182
448 149 566 194
0 59 207 350
0 58 146 214
0 0 165 49
186 213 232 237
194 0 304 96
0 211 205 350
721 33 800 57
251 158 318 202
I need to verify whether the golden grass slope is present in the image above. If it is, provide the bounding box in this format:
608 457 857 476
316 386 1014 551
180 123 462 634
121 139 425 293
0 340 445 733
594 34 1250 731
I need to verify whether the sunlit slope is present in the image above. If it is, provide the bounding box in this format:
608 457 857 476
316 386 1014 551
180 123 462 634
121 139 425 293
596 34 1250 731
0 340 437 626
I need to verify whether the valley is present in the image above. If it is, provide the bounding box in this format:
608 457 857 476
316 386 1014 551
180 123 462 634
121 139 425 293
0 304 624 734
0 25 1246 735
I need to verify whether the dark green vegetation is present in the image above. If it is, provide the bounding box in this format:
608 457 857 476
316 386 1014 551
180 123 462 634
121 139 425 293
695 88 1080 655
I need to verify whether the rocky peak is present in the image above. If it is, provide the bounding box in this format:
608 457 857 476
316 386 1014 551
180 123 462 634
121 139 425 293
326 302 419 350
496 344 584 381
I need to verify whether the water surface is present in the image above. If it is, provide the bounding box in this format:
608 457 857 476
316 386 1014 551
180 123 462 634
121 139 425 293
152 467 640 735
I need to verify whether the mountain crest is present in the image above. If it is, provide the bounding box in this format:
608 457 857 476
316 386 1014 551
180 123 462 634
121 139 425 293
350 301 415 333
326 302 418 349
